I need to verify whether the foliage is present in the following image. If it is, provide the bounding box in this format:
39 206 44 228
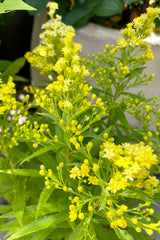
25 0 160 29
0 2 160 240
0 0 36 14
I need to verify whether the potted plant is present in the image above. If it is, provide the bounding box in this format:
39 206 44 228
0 2 160 240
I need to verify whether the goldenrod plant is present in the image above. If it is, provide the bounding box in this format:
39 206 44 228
0 2 160 240
86 7 160 156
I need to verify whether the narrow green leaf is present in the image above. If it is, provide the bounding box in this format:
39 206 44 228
13 75 28 82
83 132 104 140
95 224 119 240
0 169 40 177
114 228 134 240
36 185 55 219
0 218 19 232
0 59 11 71
122 92 152 102
37 112 58 122
0 204 11 213
8 213 67 240
12 177 25 226
1 57 26 82
115 107 131 130
0 206 35 219
0 0 36 13
119 188 157 205
21 144 62 165
68 221 85 240
30 228 53 240
0 203 59 220
100 191 109 210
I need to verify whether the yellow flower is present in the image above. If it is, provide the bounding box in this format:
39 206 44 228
69 210 77 222
116 208 124 216
107 199 113 206
80 163 90 177
73 196 79 203
93 163 99 172
78 212 84 220
131 218 138 225
70 166 80 179
108 172 128 193
69 204 75 211
88 205 94 212
107 211 114 219
78 186 83 192
88 176 99 185
110 221 117 229
117 217 127 229
145 229 153 236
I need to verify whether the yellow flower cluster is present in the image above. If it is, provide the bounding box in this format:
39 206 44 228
106 200 160 235
0 77 33 150
69 196 85 222
0 76 17 115
101 140 159 195
25 2 74 77
122 8 160 40
69 159 99 185
39 131 160 235
25 3 107 150
12 121 55 149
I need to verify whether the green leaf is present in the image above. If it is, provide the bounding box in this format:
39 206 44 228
0 0 36 13
63 0 98 28
37 112 58 122
0 203 59 220
95 224 119 240
30 228 53 240
115 107 131 130
0 59 11 72
83 132 104 140
13 75 28 82
12 176 25 226
0 218 19 233
36 185 55 219
119 188 157 205
122 92 153 102
21 144 62 165
114 228 134 240
0 204 11 213
114 228 135 240
0 169 40 177
64 7 92 27
94 0 123 17
68 220 86 240
1 57 26 82
100 191 109 210
7 213 67 240
25 0 48 15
